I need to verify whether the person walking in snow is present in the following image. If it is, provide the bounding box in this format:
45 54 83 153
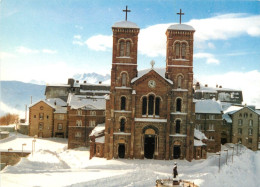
173 162 178 178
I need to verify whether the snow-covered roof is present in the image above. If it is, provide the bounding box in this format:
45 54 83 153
194 139 206 147
46 98 67 107
67 93 106 110
222 113 232 123
168 24 195 31
131 68 173 84
29 99 56 109
195 99 222 114
194 129 208 140
95 136 105 143
112 21 139 29
90 123 105 137
223 105 243 115
46 84 70 87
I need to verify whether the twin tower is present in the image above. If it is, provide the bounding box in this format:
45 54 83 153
104 9 196 161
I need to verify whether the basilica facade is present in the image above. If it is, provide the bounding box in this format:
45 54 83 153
104 18 196 161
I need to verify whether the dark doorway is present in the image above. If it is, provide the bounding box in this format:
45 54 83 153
144 135 155 159
118 144 125 158
173 146 181 159
221 138 227 145
55 132 64 138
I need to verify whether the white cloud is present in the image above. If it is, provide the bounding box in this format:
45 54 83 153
85 13 260 57
194 53 219 64
196 70 260 108
42 49 57 54
0 52 16 59
73 35 81 39
85 35 112 51
72 40 84 46
16 46 39 54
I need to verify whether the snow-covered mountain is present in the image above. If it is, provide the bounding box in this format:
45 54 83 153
73 72 111 84
0 81 45 117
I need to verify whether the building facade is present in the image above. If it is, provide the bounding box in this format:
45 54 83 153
104 19 195 161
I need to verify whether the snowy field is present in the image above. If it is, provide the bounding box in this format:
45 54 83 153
0 134 260 187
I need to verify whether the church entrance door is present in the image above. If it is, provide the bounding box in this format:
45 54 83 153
173 146 181 159
118 144 125 158
144 135 155 159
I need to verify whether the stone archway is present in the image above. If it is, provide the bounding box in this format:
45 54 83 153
173 140 182 159
142 126 159 159
118 144 125 158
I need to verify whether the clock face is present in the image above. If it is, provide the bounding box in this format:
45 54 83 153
148 80 156 88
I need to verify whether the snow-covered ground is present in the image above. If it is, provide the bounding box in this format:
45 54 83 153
0 134 259 187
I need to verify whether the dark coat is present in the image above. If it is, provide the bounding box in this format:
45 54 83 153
173 165 178 178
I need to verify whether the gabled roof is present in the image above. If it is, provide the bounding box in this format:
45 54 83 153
29 99 56 109
195 99 222 114
225 105 259 116
222 113 232 123
46 98 67 107
131 68 173 84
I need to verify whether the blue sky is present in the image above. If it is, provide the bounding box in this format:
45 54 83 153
0 0 260 107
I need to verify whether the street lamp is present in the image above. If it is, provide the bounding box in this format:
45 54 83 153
224 149 228 165
22 143 26 157
230 146 234 163
216 152 221 173
32 139 36 156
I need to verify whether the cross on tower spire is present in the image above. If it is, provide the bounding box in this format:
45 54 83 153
177 9 184 24
123 5 131 21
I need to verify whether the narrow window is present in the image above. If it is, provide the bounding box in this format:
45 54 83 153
142 97 147 115
121 97 126 110
39 123 43 130
176 120 181 133
126 41 130 56
75 132 81 138
120 118 125 132
209 124 214 130
76 120 82 127
238 119 243 126
148 95 154 115
238 128 242 134
196 115 200 120
120 41 125 56
196 124 201 130
181 43 186 59
155 97 160 116
177 76 182 88
249 120 253 126
122 73 127 86
249 128 253 136
39 113 44 120
175 43 180 58
176 98 182 112
58 123 63 130
77 109 82 116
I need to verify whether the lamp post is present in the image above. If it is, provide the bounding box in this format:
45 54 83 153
224 149 228 165
239 140 242 153
230 146 234 163
22 143 26 157
32 136 37 157
236 142 239 155
216 152 221 173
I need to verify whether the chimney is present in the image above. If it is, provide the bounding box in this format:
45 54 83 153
84 80 87 84
99 81 102 84
68 78 75 87
205 84 208 87
216 84 218 88
219 85 222 88
195 82 200 90
76 80 79 83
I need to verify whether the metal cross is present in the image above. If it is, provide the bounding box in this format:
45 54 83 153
123 6 131 21
177 9 184 24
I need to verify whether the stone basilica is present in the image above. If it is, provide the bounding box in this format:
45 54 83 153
104 10 195 161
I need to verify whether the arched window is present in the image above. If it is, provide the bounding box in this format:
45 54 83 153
177 75 182 88
120 118 125 132
249 120 253 126
142 97 147 115
155 97 160 115
181 43 186 59
176 98 182 112
121 97 126 110
176 120 181 133
175 43 180 58
126 41 131 56
122 73 127 86
120 41 125 56
148 95 154 115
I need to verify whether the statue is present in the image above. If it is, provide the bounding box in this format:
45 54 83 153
173 162 178 178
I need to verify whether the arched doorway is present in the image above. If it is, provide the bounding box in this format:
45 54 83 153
118 144 125 158
173 146 181 159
